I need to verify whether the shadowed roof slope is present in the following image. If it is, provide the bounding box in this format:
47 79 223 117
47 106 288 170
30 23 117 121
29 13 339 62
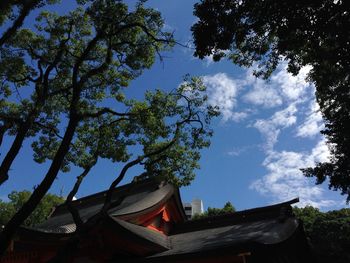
6 180 310 263
33 179 186 233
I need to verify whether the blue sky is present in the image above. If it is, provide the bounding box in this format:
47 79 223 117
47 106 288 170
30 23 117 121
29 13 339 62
0 0 347 211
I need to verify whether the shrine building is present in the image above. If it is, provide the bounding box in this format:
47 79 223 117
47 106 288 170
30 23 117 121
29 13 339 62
1 179 311 263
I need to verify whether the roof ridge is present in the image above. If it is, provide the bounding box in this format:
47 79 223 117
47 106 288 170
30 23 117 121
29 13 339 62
171 198 299 234
51 178 162 217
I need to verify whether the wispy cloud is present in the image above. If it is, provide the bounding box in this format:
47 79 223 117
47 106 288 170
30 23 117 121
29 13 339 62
240 64 339 208
271 64 311 101
243 63 312 108
250 139 337 208
244 83 283 108
200 61 338 208
252 103 298 151
203 54 215 67
202 73 241 122
296 99 324 138
227 145 256 157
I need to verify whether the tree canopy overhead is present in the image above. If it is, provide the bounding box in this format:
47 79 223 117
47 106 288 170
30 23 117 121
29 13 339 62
0 0 60 47
0 0 219 255
192 0 350 201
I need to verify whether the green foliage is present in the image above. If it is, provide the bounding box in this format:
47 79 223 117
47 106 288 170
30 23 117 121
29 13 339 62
0 191 64 227
293 206 350 263
0 0 177 176
0 1 219 252
192 0 350 201
0 0 220 237
192 201 235 220
0 0 60 47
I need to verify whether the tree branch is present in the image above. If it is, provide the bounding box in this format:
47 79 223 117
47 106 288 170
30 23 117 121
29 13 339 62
41 24 73 99
79 107 132 119
0 111 37 185
0 122 12 149
101 125 181 213
0 115 79 255
72 33 102 88
0 0 41 47
65 163 95 230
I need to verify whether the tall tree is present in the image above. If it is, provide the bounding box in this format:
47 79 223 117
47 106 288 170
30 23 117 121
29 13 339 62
0 0 59 151
192 0 350 201
0 191 64 227
0 0 219 255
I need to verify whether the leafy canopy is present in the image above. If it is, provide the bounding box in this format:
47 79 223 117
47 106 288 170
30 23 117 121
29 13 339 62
0 191 64 227
0 0 219 254
192 201 236 220
293 206 350 263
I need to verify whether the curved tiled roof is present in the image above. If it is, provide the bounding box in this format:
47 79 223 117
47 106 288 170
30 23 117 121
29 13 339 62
32 179 185 233
12 180 308 263
148 217 300 259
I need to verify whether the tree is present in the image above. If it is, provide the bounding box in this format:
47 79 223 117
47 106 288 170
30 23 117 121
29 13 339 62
192 201 236 219
293 206 350 263
0 0 219 256
0 0 59 47
0 191 64 227
192 0 350 201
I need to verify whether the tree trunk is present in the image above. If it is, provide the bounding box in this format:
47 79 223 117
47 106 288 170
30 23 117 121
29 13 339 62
0 117 79 256
0 114 35 186
0 123 10 149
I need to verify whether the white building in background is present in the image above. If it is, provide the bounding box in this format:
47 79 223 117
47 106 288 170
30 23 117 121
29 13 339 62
183 199 204 220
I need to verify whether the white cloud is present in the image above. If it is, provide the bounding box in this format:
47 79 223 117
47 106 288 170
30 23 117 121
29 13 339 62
204 54 214 66
296 99 324 138
243 72 283 107
227 145 256 157
271 64 312 101
243 63 312 108
252 104 298 151
227 148 244 157
198 60 338 208
230 110 253 122
201 62 312 124
202 73 241 122
234 62 339 208
244 82 283 108
250 139 337 208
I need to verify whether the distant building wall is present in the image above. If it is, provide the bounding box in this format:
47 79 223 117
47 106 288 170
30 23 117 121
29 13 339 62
183 199 204 220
